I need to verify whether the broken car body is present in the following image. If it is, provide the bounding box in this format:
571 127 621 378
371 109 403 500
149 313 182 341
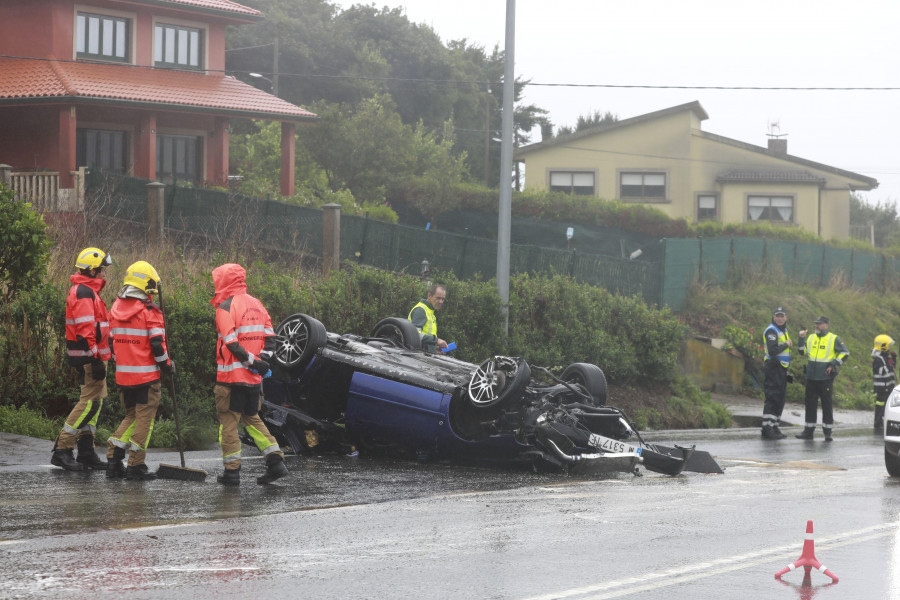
259 314 723 476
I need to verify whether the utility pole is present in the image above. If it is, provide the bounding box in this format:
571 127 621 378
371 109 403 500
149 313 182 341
273 38 279 97
483 82 490 186
497 0 515 338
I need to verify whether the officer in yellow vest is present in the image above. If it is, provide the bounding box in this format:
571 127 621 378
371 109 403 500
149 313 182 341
761 306 792 440
408 284 448 353
796 316 849 441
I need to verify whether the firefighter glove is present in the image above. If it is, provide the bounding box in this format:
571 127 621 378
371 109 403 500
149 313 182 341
250 358 270 376
90 360 106 381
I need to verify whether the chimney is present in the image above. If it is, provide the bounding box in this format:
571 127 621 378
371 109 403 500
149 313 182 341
768 138 788 155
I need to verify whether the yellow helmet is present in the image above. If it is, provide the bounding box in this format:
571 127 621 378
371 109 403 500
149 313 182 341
874 334 895 352
123 261 161 295
75 247 112 271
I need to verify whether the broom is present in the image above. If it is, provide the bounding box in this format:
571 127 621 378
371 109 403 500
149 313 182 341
154 287 208 482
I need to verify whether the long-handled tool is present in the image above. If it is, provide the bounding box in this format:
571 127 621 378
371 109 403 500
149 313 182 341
154 287 207 482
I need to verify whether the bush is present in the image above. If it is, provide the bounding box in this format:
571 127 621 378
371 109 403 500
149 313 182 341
0 183 53 303
0 405 62 440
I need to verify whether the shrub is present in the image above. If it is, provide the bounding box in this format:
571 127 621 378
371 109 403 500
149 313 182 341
0 183 53 303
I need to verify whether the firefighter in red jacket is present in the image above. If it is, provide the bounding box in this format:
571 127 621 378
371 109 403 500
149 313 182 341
52 247 113 471
106 261 173 480
211 263 288 486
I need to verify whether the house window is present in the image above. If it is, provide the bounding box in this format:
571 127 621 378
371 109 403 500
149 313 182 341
697 194 718 221
620 172 666 199
748 195 793 223
76 12 129 62
155 24 202 69
157 134 201 182
549 171 595 195
76 129 127 173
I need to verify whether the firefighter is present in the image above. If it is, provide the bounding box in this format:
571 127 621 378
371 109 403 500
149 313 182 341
106 261 174 480
873 334 896 430
796 316 850 441
408 284 448 353
52 247 113 471
761 306 792 440
210 263 287 486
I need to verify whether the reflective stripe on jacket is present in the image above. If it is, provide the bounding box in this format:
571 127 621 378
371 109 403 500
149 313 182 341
109 296 169 388
408 301 437 336
763 323 791 368
803 332 849 380
215 293 275 386
873 349 897 391
65 274 110 366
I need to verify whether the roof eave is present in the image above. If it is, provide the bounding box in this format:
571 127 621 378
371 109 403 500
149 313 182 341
110 0 262 24
0 96 318 123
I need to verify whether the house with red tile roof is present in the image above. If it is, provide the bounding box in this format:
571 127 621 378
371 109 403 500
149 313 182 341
0 0 316 205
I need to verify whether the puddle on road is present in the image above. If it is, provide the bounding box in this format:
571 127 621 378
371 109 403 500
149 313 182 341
720 457 846 470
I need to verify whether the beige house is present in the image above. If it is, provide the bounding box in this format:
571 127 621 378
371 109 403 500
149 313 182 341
514 101 877 240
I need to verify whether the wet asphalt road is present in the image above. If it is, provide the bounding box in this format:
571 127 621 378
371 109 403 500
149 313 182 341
1 423 898 600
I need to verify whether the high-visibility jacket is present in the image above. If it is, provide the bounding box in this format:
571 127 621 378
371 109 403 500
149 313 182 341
211 264 275 387
763 323 791 368
109 295 170 388
65 273 110 366
408 301 437 336
873 349 897 393
802 331 849 380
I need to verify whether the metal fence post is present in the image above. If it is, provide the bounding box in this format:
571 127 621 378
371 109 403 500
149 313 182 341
322 203 341 276
146 182 166 244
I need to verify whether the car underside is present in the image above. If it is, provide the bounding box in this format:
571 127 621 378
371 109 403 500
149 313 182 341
257 314 723 476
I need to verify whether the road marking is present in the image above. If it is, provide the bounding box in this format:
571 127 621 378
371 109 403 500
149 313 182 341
519 523 898 600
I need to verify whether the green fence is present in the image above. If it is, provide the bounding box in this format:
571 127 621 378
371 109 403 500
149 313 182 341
659 237 900 310
87 173 900 312
85 173 660 304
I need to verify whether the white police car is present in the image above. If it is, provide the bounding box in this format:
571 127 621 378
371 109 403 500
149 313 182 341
884 385 900 476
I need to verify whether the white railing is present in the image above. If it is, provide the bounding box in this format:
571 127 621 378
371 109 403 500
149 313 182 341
0 165 86 212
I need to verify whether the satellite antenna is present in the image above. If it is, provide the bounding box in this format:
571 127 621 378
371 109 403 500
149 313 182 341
767 119 787 138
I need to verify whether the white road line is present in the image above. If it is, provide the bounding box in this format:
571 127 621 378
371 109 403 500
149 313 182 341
520 524 898 600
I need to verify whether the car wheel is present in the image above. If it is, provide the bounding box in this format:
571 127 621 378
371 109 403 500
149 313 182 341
886 447 900 477
370 317 422 350
561 363 608 405
467 357 531 410
273 313 327 373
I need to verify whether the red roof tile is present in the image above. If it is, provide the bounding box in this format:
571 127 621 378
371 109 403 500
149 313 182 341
120 0 261 19
0 57 316 121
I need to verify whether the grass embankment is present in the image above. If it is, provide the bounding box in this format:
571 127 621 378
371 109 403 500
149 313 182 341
0 227 733 447
681 276 894 412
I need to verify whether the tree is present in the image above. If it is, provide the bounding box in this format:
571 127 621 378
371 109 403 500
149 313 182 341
850 194 900 247
0 184 52 302
555 110 618 137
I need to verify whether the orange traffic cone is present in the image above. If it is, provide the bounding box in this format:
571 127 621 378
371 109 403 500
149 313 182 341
775 520 839 583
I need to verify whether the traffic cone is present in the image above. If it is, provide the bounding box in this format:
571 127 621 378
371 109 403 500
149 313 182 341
774 520 839 583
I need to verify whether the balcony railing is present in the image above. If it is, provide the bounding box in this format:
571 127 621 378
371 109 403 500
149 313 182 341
0 165 86 212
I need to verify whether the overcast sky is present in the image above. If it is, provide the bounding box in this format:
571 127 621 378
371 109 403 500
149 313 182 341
335 0 900 205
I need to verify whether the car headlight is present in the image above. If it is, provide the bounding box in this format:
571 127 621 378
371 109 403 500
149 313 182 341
889 388 900 408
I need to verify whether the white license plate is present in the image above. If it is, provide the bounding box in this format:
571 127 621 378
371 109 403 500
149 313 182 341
588 433 642 455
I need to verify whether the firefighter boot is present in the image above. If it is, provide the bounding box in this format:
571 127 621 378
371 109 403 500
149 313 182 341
876 405 885 430
217 467 240 486
257 454 288 485
106 447 126 479
772 425 788 439
51 449 85 471
795 426 815 440
76 435 108 470
823 426 834 442
125 464 157 481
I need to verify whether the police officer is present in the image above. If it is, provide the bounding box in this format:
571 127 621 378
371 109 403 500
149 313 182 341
796 316 850 441
52 247 112 471
761 306 792 440
408 284 448 353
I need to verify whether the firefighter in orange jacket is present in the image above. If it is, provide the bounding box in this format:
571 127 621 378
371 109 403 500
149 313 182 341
106 261 173 480
52 247 113 471
211 263 288 486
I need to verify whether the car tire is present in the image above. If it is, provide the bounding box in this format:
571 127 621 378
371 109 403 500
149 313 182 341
561 363 608 406
886 447 900 477
273 313 327 373
370 317 422 350
467 357 531 410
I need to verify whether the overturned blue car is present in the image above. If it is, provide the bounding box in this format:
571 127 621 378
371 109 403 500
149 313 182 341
259 314 723 476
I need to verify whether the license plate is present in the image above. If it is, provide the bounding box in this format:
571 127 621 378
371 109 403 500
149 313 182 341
887 421 900 437
588 433 642 455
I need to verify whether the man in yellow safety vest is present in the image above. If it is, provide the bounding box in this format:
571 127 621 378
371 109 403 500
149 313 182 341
408 284 448 353
796 316 849 441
